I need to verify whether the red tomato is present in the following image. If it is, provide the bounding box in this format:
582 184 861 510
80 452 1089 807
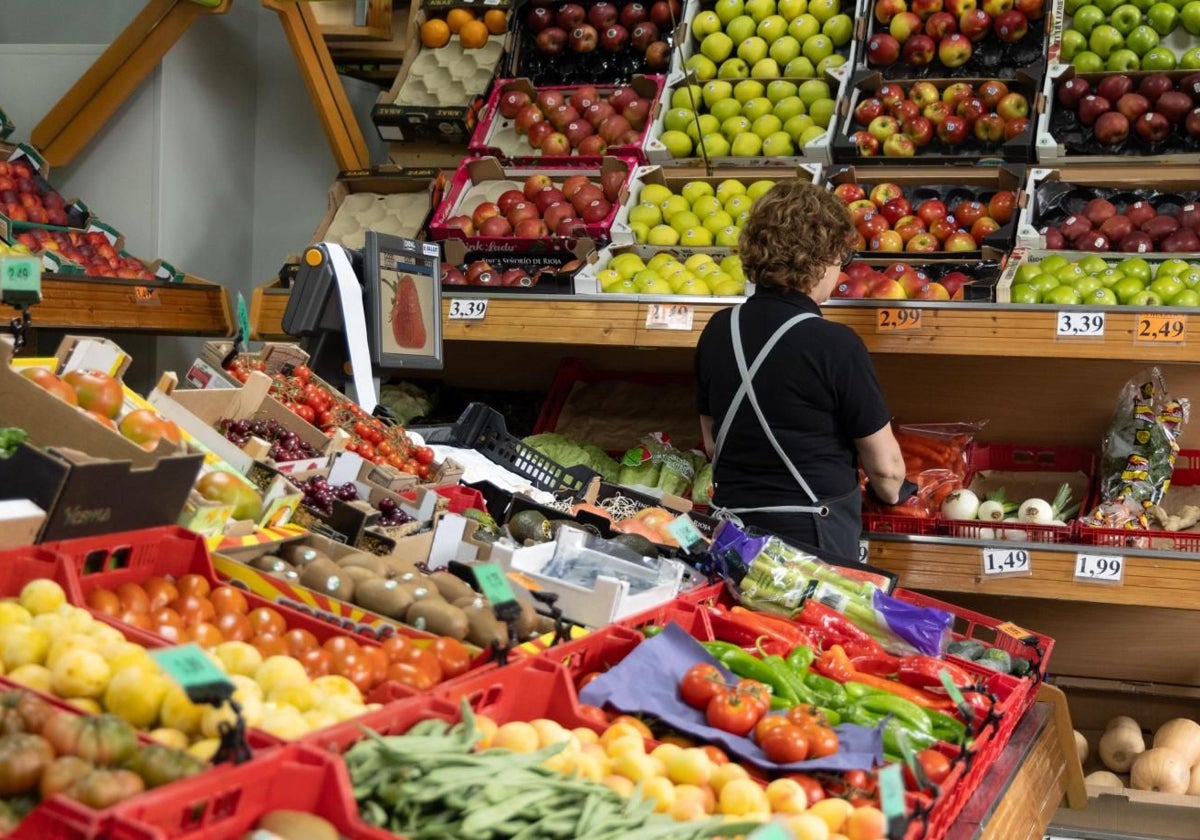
360 646 389 686
577 704 608 727
908 749 952 787
20 368 78 406
386 662 438 691
118 409 167 451
294 404 315 424
176 574 211 598
702 745 729 766
706 692 763 735
209 586 248 616
293 365 312 384
760 723 810 763
414 446 435 466
142 577 178 611
63 369 121 418
214 612 252 642
679 663 728 710
85 590 121 617
735 679 771 715
115 583 150 615
399 647 444 684
783 773 826 807
323 636 361 657
283 628 318 656
805 727 840 759
299 648 333 678
754 715 791 742
432 638 471 678
380 635 411 663
247 608 287 636
251 633 288 658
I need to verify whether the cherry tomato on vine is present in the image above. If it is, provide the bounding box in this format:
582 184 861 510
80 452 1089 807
679 663 727 710
735 679 771 715
293 365 311 384
295 404 315 424
706 691 763 735
414 446 435 466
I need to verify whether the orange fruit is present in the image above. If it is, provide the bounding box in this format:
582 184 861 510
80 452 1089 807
459 19 490 48
420 18 451 49
446 8 475 34
484 9 507 34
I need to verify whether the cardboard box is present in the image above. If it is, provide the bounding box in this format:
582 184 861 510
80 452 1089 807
177 460 302 538
311 166 443 251
185 341 312 390
442 236 589 295
0 499 45 549
574 242 748 297
290 462 438 547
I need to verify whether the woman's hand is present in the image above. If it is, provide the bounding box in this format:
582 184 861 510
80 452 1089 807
700 414 715 459
856 424 907 504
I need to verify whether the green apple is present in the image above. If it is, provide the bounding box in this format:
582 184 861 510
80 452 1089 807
787 13 821 40
721 115 754 139
1112 277 1147 303
1071 276 1104 296
698 133 732 157
686 54 719 80
1141 44 1177 67
724 193 753 215
1029 272 1062 294
671 85 704 109
1056 263 1088 283
691 193 723 215
1089 25 1125 58
1043 285 1083 305
798 124 826 145
1129 290 1164 306
692 260 721 277
1146 1 1179 31
783 56 817 76
741 96 775 121
1118 257 1152 281
1172 289 1200 306
1073 49 1106 70
1155 258 1190 278
809 98 836 127
1124 23 1159 53
675 276 713 295
703 80 734 108
1150 276 1185 302
634 269 666 291
769 34 803 64
716 0 747 25
1040 255 1071 273
1095 268 1125 286
718 57 751 78
784 113 816 141
1010 283 1042 304
822 13 854 44
685 114 721 142
726 15 759 44
1107 48 1141 69
1014 263 1044 284
667 210 701 232
1096 0 1124 12
659 129 693 158
680 226 716 246
1084 287 1119 305
710 97 744 121
664 107 696 132
752 58 782 77
798 79 831 105
681 181 715 205
630 222 650 242
1170 0 1190 10
1065 0 1090 11
766 79 799 102
596 268 626 290
713 276 746 296
716 179 747 201
1061 28 1088 60
747 179 776 200
647 224 681 245
1183 0 1200 32
701 32 735 62
817 54 846 74
1109 4 1142 34
731 132 765 155
628 202 663 228
752 113 784 136
660 194 691 218
640 183 672 206
1181 268 1200 288
808 0 839 22
703 210 735 231
721 253 745 279
1072 5 1107 36
778 0 808 18
762 130 795 156
734 79 767 102
745 0 777 22
757 13 790 41
802 33 835 62
1131 0 1156 10
1079 256 1109 274
1180 45 1200 66
773 95 806 122
738 35 770 63
693 10 724 38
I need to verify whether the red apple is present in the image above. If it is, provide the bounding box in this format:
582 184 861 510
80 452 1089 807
903 115 934 146
589 1 619 28
891 100 921 124
916 198 949 224
441 266 468 285
540 132 572 155
564 119 595 147
834 183 868 203
853 131 881 156
444 215 475 236
855 97 886 126
577 135 608 155
557 3 587 28
988 190 1016 224
537 27 568 54
601 24 629 50
1126 200 1156 227
953 200 987 227
506 200 540 226
970 216 1001 243
514 218 549 237
974 113 1006 143
880 197 914 224
1056 78 1091 110
472 202 502 229
478 215 514 237
905 232 940 252
621 2 648 28
533 187 567 212
527 119 557 146
569 24 599 51
867 33 901 65
499 89 532 119
902 34 936 65
925 11 957 37
630 21 660 49
958 9 991 40
515 105 546 135
992 9 1027 42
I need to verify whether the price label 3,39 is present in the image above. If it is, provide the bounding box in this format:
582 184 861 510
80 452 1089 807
447 298 488 321
1136 313 1187 344
1074 553 1124 584
1056 311 1105 337
876 307 922 332
981 547 1031 577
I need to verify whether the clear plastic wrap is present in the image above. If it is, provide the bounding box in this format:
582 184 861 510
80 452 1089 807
863 421 986 518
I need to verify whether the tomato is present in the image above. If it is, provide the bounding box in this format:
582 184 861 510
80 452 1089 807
0 733 54 796
214 612 252 642
360 646 390 686
283 628 318 656
250 633 288 658
353 422 371 441
299 648 333 678
39 755 91 799
783 773 827 807
160 420 182 446
844 769 875 794
0 692 52 737
376 440 394 457
119 610 152 630
323 635 361 657
910 749 952 787
432 638 471 678
577 704 608 727
118 409 167 451
706 692 763 735
679 663 728 710
154 624 182 643
576 671 603 690
399 647 444 684
754 715 791 742
735 679 771 715
63 370 123 419
702 745 730 766
380 635 411 663
760 723 810 764
20 368 78 406
186 621 224 648
170 594 215 627
293 365 312 384
247 607 287 636
176 574 211 598
385 662 438 691
114 583 150 614
86 590 121 617
69 768 145 809
142 577 179 611
43 712 137 767
805 727 839 758
83 410 117 431
357 442 375 459
414 446 435 466
418 465 430 479
210 585 248 616
294 404 315 424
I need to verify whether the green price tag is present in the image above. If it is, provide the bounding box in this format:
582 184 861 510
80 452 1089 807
474 563 517 606
150 644 233 694
749 823 794 839
236 291 252 342
666 514 707 552
1 256 41 296
878 763 907 821
938 669 967 707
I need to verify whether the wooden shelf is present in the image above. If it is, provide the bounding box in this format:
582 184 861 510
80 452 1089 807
863 536 1200 611
8 274 232 336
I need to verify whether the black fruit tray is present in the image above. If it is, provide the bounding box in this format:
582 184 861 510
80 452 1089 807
858 12 1049 80
1030 182 1200 229
1048 71 1200 158
842 255 1003 301
443 249 584 294
504 0 681 85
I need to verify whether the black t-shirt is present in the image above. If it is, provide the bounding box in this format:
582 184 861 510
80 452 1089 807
695 286 892 508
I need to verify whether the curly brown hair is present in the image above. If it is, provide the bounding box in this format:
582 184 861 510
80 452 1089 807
737 180 855 294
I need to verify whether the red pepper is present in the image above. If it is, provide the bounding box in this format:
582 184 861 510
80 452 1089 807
815 646 956 711
963 688 993 719
796 601 886 656
850 654 903 677
711 606 814 652
813 645 857 683
896 656 974 691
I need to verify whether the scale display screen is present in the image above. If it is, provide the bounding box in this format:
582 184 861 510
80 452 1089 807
364 232 442 370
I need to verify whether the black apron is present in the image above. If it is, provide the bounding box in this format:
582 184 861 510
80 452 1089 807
711 304 863 563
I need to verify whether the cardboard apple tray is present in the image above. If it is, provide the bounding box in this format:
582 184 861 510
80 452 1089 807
426 155 637 253
310 166 443 252
831 248 1008 302
573 242 752 297
1036 64 1200 165
995 245 1200 304
442 236 590 294
833 68 1042 165
610 162 823 247
467 75 666 164
1046 0 1200 69
1016 164 1200 255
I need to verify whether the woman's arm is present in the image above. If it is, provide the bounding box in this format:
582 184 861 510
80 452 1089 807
855 424 906 504
700 415 715 459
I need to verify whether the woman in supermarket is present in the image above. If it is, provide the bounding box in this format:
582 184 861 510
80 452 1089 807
694 179 913 562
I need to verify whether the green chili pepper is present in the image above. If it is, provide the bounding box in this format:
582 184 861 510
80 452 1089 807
852 693 932 735
770 695 796 711
803 673 848 711
641 625 664 638
700 641 748 666
882 719 938 757
719 649 800 703
817 707 842 726
844 681 888 701
928 709 969 745
845 705 886 728
786 645 816 672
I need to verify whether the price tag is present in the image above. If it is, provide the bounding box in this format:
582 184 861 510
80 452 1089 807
1074 552 1124 584
473 563 517 606
981 547 1031 577
878 763 908 828
1135 313 1187 343
645 303 694 331
1056 311 1105 337
150 644 233 695
996 621 1038 645
448 298 488 320
133 285 160 305
0 256 41 297
876 308 922 332
666 514 708 553
858 539 869 563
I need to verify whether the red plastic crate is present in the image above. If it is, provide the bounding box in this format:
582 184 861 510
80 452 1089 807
940 443 1097 545
431 482 487 514
861 511 941 537
0 544 75 596
436 655 603 731
613 595 714 637
103 745 392 840
1077 448 1200 552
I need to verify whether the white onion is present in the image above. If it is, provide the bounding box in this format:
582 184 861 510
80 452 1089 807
1018 498 1054 524
977 500 1007 521
941 489 980 520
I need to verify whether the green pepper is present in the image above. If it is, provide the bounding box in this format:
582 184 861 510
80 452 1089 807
852 693 932 735
882 719 938 757
845 704 886 728
786 645 816 672
761 652 817 705
817 707 842 726
708 646 800 704
770 695 796 711
844 681 888 701
641 625 664 638
928 709 969 745
700 641 749 665
803 673 848 711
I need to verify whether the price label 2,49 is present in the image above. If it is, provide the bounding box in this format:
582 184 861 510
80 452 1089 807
1057 311 1105 337
876 307 922 332
448 298 488 321
1136 313 1187 343
645 303 694 331
981 547 1031 577
1075 553 1124 584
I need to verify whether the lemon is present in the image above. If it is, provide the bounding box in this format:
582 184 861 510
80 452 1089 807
46 634 101 670
160 684 204 738
148 728 190 750
0 602 32 627
51 648 110 698
105 666 169 729
86 624 125 646
30 614 66 636
268 683 320 713
0 624 50 669
54 605 95 633
101 641 156 674
65 697 103 715
19 580 66 615
7 664 51 692
311 675 362 704
254 656 308 696
303 708 338 732
320 695 366 722
259 703 310 741
188 739 220 761
213 642 262 678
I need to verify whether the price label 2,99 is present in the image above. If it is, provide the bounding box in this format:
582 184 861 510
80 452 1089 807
1136 313 1187 343
876 307 922 332
1056 311 1105 337
448 298 488 320
1074 553 1124 584
981 547 1031 577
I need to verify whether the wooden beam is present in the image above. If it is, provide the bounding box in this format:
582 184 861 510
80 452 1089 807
32 0 232 167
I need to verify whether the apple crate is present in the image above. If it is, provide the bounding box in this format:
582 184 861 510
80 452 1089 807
829 248 1008 301
574 242 752 296
427 155 636 252
644 68 847 165
826 164 1024 258
610 162 822 245
1047 0 1200 70
503 0 694 85
1016 164 1200 255
1036 64 1200 164
310 166 442 251
833 68 1041 164
440 236 589 293
679 0 864 82
855 0 1050 80
994 245 1200 305
467 75 666 163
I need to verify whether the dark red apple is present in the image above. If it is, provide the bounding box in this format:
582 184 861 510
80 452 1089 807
501 268 533 287
533 187 567 212
1141 215 1179 243
569 24 598 51
649 0 682 29
1057 78 1091 110
601 24 629 50
527 6 554 32
555 217 584 236
1157 91 1193 124
1097 75 1134 104
1099 214 1134 241
513 218 549 237
1119 231 1153 252
507 200 539 226
1126 200 1156 227
441 266 468 285
588 2 619 29
585 102 616 127
478 215 514 237
577 134 607 155
536 26 567 54
499 90 532 119
543 201 573 231
1134 111 1171 142
1060 214 1093 240
1093 111 1130 145
1186 107 1200 139
620 2 648 28
855 98 885 126
548 103 580 130
1076 232 1110 252
630 21 659 49
1116 93 1151 122
1044 227 1066 248
1178 203 1200 229
1162 228 1200 252
564 119 595 147
609 86 639 112
464 261 492 283
579 198 612 223
1138 74 1173 105
570 85 600 111
1083 198 1118 225
1179 72 1200 102
622 98 652 130
644 40 670 69
1077 95 1111 127
556 3 586 29
528 119 556 146
601 169 626 202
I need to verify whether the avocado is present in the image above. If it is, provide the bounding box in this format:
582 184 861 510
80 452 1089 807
550 519 600 538
1010 656 1034 677
611 533 659 557
508 509 550 543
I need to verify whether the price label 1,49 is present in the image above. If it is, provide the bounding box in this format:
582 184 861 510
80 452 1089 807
981 547 1031 577
1056 311 1105 337
645 303 694 331
1136 313 1187 344
876 307 922 332
448 298 488 320
1074 553 1124 584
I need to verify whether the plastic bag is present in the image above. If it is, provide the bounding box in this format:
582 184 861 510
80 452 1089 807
691 462 714 505
863 421 986 518
1085 368 1189 530
618 433 696 497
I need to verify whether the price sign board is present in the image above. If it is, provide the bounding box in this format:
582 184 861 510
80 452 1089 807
447 298 488 320
876 308 922 332
1135 313 1187 344
645 303 694 331
1074 553 1124 584
1056 311 1105 337
981 547 1031 577
0 256 41 304
474 563 517 606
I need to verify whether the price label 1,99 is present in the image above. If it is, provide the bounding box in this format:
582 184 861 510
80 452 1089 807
981 547 1031 577
448 298 488 320
876 307 922 332
1074 553 1124 584
1056 311 1105 337
1135 313 1187 344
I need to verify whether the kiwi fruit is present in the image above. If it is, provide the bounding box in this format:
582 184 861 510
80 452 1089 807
255 810 338 840
341 566 380 586
463 603 506 648
454 595 486 610
336 553 392 577
280 544 328 568
406 574 444 603
383 557 424 577
299 558 356 602
356 578 418 620
429 571 475 603
406 600 469 640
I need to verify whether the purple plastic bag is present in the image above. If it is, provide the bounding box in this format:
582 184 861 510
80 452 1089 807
872 590 953 657
579 623 883 772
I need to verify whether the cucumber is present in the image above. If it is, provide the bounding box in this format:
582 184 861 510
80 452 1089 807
977 647 1013 673
1010 656 1034 677
946 639 986 661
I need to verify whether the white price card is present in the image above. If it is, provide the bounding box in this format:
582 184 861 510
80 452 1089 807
1074 553 1124 584
858 540 869 563
447 298 488 320
1056 311 1105 337
981 547 1031 577
645 303 694 330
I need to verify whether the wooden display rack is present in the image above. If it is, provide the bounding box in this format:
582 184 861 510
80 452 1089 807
29 274 233 335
